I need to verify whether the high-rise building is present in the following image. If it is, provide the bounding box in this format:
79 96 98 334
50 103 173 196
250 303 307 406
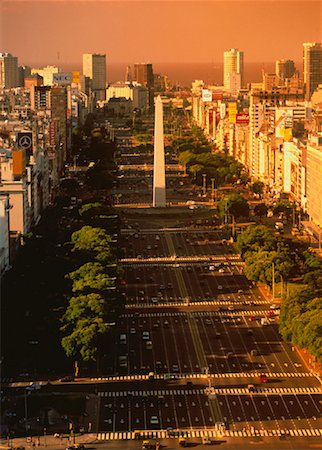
31 66 59 86
223 49 244 90
0 53 18 88
51 86 68 167
303 42 322 100
30 85 51 110
133 63 154 87
275 59 296 79
82 53 106 101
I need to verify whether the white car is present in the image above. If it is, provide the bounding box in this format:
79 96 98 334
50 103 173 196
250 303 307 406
218 285 223 290
270 304 280 310
142 331 150 340
209 265 215 271
150 415 159 425
130 328 136 334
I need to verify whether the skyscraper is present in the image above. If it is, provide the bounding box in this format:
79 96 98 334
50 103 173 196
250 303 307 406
275 59 296 79
82 53 107 101
133 63 154 87
0 53 18 88
223 49 244 90
303 43 322 100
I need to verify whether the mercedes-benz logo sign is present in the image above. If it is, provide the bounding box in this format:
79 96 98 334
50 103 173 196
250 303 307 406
18 135 32 149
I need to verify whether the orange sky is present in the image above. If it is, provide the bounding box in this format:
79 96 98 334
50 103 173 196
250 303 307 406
0 1 321 66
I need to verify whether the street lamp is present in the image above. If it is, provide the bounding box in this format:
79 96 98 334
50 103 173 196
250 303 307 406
211 178 215 205
202 173 207 196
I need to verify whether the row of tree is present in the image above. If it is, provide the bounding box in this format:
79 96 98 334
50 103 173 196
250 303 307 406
172 125 249 186
61 203 123 368
237 224 322 361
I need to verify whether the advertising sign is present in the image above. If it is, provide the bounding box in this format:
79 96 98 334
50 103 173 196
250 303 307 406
220 103 226 119
53 72 72 85
202 89 212 102
72 71 81 84
49 122 56 146
236 113 250 125
17 132 33 154
212 92 223 101
275 109 293 139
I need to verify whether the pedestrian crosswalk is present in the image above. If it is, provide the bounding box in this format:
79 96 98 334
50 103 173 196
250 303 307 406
122 310 274 318
91 371 316 383
98 385 321 397
208 386 322 395
125 299 269 308
121 255 242 264
97 427 322 440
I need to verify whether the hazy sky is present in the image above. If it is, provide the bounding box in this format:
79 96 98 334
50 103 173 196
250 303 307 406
0 0 321 66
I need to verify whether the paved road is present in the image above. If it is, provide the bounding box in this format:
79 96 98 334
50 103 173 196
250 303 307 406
91 142 322 445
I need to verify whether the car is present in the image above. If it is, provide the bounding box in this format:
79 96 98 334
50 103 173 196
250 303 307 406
148 372 155 380
215 332 221 338
151 297 159 304
247 329 254 336
159 284 165 290
130 328 136 334
139 290 145 295
218 268 225 273
270 303 280 310
250 349 258 356
119 356 128 368
202 437 212 445
163 320 169 328
249 316 256 322
218 285 223 290
172 364 179 372
142 331 150 340
186 381 194 387
247 384 256 392
167 283 173 288
237 289 243 293
226 352 234 358
228 306 234 311
146 340 153 349
150 415 159 425
259 373 268 383
59 376 74 382
209 265 215 271
205 319 212 325
153 322 159 329
66 445 85 450
155 361 163 370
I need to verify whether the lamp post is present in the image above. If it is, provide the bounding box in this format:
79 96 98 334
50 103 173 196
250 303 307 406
202 173 207 196
272 262 275 300
211 178 215 205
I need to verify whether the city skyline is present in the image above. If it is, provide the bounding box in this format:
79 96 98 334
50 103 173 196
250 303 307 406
1 1 321 67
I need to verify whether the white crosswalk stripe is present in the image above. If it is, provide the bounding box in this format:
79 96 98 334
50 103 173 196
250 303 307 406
92 371 316 383
122 310 274 318
97 428 322 440
125 298 268 308
98 385 321 397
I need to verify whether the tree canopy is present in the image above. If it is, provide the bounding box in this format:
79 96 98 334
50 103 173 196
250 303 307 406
217 194 250 219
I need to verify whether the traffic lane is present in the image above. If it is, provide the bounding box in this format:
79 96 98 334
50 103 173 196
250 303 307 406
99 397 116 432
186 392 208 428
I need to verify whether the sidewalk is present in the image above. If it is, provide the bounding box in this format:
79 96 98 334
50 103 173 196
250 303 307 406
1 433 98 449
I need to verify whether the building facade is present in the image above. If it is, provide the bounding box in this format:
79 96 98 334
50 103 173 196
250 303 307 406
303 42 322 100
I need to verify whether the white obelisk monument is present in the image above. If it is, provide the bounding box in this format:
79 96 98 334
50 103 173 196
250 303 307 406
153 95 166 207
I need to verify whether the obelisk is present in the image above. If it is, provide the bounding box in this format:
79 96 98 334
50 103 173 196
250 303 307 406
153 95 166 207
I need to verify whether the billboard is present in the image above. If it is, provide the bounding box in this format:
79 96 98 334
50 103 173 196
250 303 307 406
275 109 293 139
202 89 212 102
17 132 33 154
49 122 56 146
219 103 226 119
72 71 81 84
236 113 250 125
212 92 223 101
53 72 72 85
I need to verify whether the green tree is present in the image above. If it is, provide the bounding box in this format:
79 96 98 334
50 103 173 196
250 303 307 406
251 181 265 197
236 225 277 256
67 262 116 293
71 226 113 262
217 194 250 220
254 203 268 219
61 317 108 362
274 200 293 218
